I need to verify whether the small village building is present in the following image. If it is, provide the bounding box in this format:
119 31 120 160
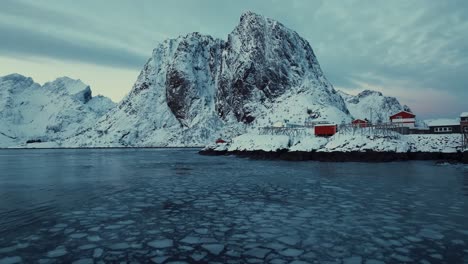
215 138 227 144
351 119 368 128
461 112 468 133
426 119 461 134
315 124 337 137
389 111 416 128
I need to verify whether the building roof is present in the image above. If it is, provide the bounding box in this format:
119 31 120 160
315 123 336 127
390 111 415 119
352 119 368 122
461 112 468 117
425 118 460 127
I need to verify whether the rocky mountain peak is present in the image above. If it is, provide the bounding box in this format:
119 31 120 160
0 73 38 93
43 77 92 103
63 12 406 147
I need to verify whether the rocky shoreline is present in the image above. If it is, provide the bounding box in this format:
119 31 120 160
200 149 468 163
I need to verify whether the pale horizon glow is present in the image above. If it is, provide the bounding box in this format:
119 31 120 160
1 0 467 119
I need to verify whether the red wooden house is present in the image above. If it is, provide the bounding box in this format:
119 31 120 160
390 111 416 128
352 119 368 128
215 138 227 144
315 124 337 137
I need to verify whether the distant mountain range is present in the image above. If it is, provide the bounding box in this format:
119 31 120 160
0 12 409 148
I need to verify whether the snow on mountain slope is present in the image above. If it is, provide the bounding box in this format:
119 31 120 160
339 90 411 123
65 12 352 147
0 74 115 147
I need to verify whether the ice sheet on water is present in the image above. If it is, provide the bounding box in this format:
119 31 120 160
46 246 67 258
201 244 224 255
87 235 102 242
70 233 87 239
0 256 22 264
92 248 103 258
342 256 362 264
71 258 93 264
108 242 130 250
190 251 207 261
151 256 169 264
243 248 271 258
279 248 303 257
147 239 173 249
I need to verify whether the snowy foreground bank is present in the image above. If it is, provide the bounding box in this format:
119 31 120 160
201 132 468 162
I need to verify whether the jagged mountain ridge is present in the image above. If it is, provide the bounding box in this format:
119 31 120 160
339 90 411 123
66 12 354 147
0 74 115 147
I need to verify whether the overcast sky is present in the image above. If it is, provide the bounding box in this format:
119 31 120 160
1 0 467 119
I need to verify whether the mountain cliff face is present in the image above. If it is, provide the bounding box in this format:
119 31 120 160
66 12 351 147
339 90 411 123
0 74 115 147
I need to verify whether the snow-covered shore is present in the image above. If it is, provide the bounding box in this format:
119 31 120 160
201 132 467 162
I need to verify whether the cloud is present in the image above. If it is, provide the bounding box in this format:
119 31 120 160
0 23 148 69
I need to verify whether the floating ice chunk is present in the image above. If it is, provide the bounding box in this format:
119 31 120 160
148 239 173 249
451 239 465 245
0 246 16 254
191 251 207 261
430 254 443 260
279 248 303 257
93 248 103 258
194 228 209 235
365 260 385 264
64 228 76 234
269 259 287 264
178 245 194 251
243 248 271 258
108 243 130 250
225 249 241 258
180 236 201 244
78 244 97 250
404 236 422 243
151 256 168 264
0 256 22 264
70 233 87 239
199 237 217 243
47 246 68 258
263 242 286 251
16 243 28 249
87 235 102 242
202 244 224 255
88 227 101 232
343 256 362 264
418 229 444 240
391 254 412 262
277 236 300 246
117 220 135 225
104 225 123 230
54 224 68 228
71 258 93 264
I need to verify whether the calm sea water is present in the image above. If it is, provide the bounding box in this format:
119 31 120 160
0 149 467 263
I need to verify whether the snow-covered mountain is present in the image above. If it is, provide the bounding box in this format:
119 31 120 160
1 12 412 148
338 90 411 123
0 74 115 147
65 12 352 147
